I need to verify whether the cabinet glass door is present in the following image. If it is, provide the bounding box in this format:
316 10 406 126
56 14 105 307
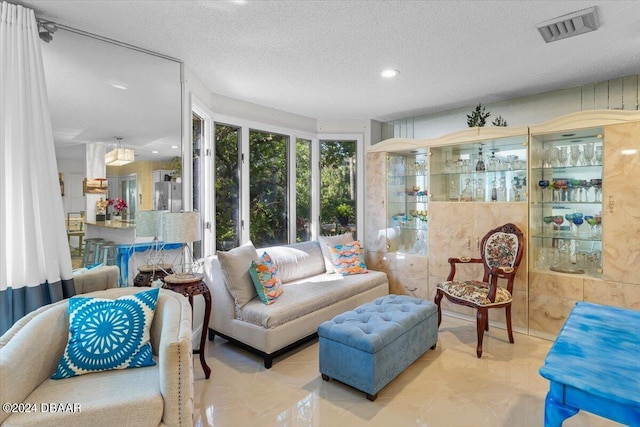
529 128 604 278
386 152 429 255
429 137 527 203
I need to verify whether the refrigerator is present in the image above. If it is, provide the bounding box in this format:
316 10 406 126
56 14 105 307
154 181 182 212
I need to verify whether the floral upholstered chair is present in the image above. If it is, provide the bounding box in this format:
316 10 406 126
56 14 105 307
435 223 524 357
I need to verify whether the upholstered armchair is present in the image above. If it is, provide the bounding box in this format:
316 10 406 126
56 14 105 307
434 223 524 357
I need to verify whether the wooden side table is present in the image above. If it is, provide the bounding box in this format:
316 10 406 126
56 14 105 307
133 264 172 287
162 273 211 379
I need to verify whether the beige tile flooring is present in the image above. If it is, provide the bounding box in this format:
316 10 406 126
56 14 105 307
193 315 621 427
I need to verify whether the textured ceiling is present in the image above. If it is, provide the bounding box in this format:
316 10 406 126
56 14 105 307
17 0 640 123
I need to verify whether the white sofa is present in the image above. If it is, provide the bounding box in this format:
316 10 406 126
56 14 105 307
0 288 194 427
203 239 389 368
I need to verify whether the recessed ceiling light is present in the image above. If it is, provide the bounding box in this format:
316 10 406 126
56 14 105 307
381 69 399 78
108 81 128 90
151 150 159 154
170 145 179 149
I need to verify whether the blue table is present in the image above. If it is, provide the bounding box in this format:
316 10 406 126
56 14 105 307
539 301 640 426
116 242 182 286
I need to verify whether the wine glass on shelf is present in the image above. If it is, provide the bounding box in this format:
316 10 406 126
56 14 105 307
570 145 581 166
590 178 602 202
595 213 602 236
557 147 568 167
553 215 565 234
595 146 603 165
569 178 582 202
565 213 576 234
583 142 594 165
584 215 597 237
538 180 549 201
543 216 554 235
548 146 558 167
572 212 584 236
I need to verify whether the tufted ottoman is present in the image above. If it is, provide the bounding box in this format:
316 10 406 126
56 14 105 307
318 294 438 401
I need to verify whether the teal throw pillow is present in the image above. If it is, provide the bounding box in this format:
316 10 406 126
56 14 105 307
249 252 283 304
328 241 368 275
51 288 159 379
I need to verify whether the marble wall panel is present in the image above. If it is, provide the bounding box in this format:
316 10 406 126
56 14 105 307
584 279 640 310
602 121 640 285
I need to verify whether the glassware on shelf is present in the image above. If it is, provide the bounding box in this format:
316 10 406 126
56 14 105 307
572 214 585 236
549 147 558 167
565 213 576 234
491 180 498 202
475 178 485 202
497 178 507 202
475 148 485 172
583 142 594 165
449 180 460 201
590 178 602 202
553 215 564 233
570 145 581 166
595 146 603 165
538 180 550 201
557 147 568 167
584 215 597 237
506 155 518 170
461 178 473 202
543 216 554 235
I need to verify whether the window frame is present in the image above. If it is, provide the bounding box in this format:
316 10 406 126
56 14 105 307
190 98 364 252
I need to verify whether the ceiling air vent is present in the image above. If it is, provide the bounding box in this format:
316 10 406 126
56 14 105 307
536 6 600 43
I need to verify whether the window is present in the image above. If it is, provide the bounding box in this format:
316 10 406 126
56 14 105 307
296 138 312 242
191 99 363 253
249 130 289 247
320 139 358 238
215 123 241 251
192 113 204 258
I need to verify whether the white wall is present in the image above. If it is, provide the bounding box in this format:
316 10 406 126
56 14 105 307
384 74 640 140
317 119 383 146
184 66 317 133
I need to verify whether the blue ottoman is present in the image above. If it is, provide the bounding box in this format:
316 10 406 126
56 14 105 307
318 294 438 401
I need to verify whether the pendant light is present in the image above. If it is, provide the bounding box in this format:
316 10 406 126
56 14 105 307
105 136 134 166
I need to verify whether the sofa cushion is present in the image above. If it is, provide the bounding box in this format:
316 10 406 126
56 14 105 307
218 241 259 308
51 288 159 379
263 241 326 283
238 270 389 329
249 252 284 304
318 232 354 273
328 241 368 275
6 364 163 426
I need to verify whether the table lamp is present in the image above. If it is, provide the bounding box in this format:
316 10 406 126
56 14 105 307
162 211 202 279
136 210 169 269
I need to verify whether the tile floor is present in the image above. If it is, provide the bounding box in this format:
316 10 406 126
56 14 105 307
193 315 621 427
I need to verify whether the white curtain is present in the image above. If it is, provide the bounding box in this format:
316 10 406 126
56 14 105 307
0 1 74 335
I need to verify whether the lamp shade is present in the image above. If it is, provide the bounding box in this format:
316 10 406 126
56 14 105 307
105 147 134 166
162 212 201 244
135 210 165 238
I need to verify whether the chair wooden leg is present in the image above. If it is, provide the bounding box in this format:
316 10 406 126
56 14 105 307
476 308 487 358
434 290 443 326
505 305 515 344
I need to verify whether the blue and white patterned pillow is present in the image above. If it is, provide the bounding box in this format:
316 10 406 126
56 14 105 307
51 288 159 379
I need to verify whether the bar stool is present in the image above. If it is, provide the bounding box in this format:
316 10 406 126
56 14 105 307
82 238 105 267
95 241 118 266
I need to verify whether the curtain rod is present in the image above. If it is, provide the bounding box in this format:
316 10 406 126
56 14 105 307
37 18 183 65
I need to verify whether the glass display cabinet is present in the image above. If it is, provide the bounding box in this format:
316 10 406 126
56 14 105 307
386 151 429 255
529 128 604 278
429 136 527 203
